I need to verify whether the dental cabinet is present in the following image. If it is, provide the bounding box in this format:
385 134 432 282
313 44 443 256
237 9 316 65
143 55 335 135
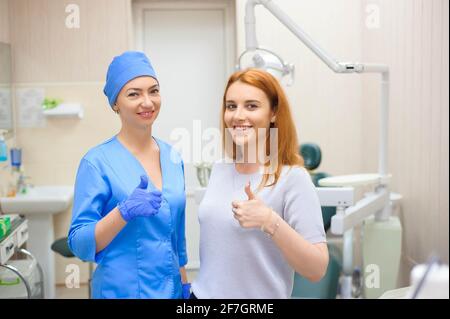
0 214 44 299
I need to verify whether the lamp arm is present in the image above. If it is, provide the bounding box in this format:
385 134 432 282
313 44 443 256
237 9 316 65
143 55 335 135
246 0 341 72
245 0 390 178
245 0 259 50
331 189 390 235
247 0 390 74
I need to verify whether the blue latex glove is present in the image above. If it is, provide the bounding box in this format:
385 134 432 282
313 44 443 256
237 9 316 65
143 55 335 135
182 283 191 299
118 175 162 222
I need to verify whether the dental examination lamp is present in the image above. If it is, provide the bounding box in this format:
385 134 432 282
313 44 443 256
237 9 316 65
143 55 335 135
240 0 399 298
238 47 295 85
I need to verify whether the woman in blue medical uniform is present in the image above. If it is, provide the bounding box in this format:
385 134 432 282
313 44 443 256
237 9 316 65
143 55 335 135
68 51 190 299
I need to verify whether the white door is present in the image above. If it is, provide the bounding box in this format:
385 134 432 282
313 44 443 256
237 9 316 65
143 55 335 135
134 1 236 270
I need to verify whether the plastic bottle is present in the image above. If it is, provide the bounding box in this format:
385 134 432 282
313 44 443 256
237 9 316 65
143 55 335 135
0 129 8 162
362 214 402 298
6 167 19 197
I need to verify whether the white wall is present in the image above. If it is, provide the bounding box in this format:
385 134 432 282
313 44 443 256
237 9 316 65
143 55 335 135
0 0 10 43
361 0 449 285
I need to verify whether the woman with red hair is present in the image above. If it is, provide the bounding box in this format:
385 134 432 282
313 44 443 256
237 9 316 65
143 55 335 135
191 68 329 299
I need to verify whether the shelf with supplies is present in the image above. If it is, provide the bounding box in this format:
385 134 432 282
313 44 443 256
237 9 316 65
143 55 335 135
0 214 44 299
42 103 84 119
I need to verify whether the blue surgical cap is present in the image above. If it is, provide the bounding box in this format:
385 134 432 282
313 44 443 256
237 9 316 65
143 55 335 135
103 51 158 107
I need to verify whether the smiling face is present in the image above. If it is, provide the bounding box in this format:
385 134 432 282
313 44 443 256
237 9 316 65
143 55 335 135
114 76 161 130
223 80 275 147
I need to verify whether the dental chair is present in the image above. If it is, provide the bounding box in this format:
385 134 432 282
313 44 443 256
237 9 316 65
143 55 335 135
291 143 342 299
51 237 93 298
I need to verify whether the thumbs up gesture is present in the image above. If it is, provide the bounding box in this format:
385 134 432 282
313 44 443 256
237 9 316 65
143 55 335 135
118 175 163 222
232 182 272 229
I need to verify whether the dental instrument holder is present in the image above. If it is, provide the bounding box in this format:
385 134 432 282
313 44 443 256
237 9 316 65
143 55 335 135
243 0 397 299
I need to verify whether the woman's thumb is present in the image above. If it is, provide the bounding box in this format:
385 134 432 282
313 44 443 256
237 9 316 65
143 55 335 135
138 175 149 189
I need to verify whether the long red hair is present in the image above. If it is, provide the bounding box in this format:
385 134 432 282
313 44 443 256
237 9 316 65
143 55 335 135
221 68 304 188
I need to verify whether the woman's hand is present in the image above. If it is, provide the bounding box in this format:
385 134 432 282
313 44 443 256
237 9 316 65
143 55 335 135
118 175 162 222
232 182 272 229
182 283 191 299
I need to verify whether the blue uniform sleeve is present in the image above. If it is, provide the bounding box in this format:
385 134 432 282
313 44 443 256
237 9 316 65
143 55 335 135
68 158 111 263
177 160 188 267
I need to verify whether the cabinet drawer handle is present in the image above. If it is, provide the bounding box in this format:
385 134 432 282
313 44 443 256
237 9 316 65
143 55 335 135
6 243 14 252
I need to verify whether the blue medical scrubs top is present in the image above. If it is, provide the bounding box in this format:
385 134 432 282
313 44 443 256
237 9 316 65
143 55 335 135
68 136 187 299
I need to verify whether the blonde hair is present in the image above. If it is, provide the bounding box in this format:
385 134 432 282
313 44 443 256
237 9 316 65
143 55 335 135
221 68 304 189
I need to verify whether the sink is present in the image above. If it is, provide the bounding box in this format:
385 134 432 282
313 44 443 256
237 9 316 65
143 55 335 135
0 185 74 299
0 185 73 215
